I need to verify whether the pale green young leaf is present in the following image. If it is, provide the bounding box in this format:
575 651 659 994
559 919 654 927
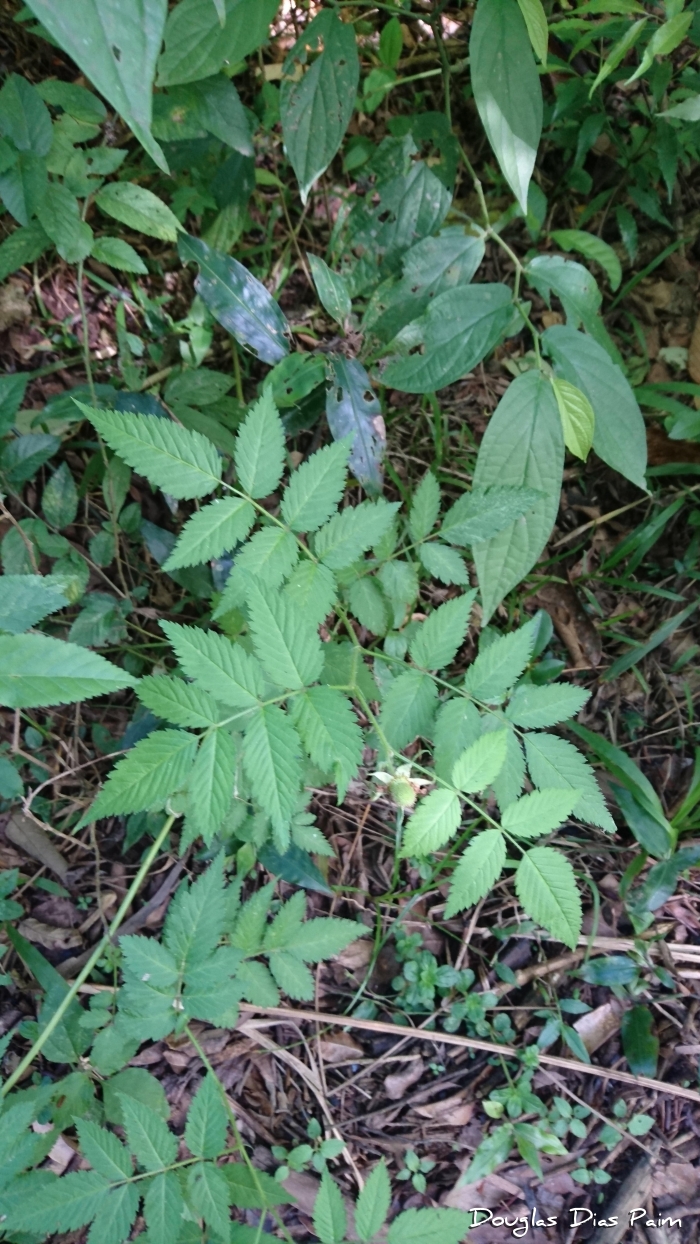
119 1095 177 1172
163 497 254 570
419 541 470 586
144 1171 184 1244
379 669 438 750
445 830 506 917
589 18 646 94
164 854 226 971
75 1120 132 1182
185 1073 227 1159
246 581 323 690
137 675 223 729
77 403 221 500
388 1207 473 1244
506 682 589 728
517 0 548 62
409 472 441 542
308 253 352 326
79 730 197 826
524 733 616 831
313 1168 347 1244
188 730 236 844
626 11 692 86
186 1162 232 1240
284 561 337 627
434 697 482 782
120 935 179 989
551 378 595 461
356 1160 391 1242
280 439 350 533
471 0 542 211
314 499 401 570
161 620 264 709
441 486 542 546
472 370 563 622
0 633 135 708
291 685 363 802
236 959 281 1007
262 889 306 951
515 845 582 948
230 881 275 953
234 390 285 499
464 615 539 702
243 705 303 842
400 789 461 858
452 729 508 792
348 576 390 636
502 788 580 838
409 591 476 670
267 950 315 1000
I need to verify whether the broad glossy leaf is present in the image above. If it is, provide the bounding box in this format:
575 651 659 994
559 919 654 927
280 10 359 201
158 0 278 86
382 283 513 394
0 220 49 283
363 227 485 342
472 370 563 621
525 254 602 335
23 0 168 171
326 356 385 495
549 229 621 291
471 0 543 210
179 233 290 365
184 74 252 154
543 325 647 490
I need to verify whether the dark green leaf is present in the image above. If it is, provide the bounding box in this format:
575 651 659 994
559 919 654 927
325 355 384 495
621 1006 658 1077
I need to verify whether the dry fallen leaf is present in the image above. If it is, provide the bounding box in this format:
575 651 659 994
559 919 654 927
5 812 69 882
384 1057 424 1100
318 1033 363 1064
414 1092 473 1126
574 998 623 1054
653 1161 699 1208
443 1170 524 1211
535 582 602 668
17 919 82 952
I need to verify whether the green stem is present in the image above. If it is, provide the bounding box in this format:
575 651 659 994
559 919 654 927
1 813 177 1099
76 259 97 409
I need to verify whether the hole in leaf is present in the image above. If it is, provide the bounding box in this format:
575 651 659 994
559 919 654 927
112 44 122 60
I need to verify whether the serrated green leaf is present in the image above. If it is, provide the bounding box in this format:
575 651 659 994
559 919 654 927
188 730 236 844
355 1159 390 1242
164 497 254 570
144 1171 184 1244
246 581 323 690
314 499 401 570
77 403 221 500
472 370 563 622
377 559 419 629
227 527 300 596
185 1073 227 1159
409 591 475 670
388 1206 472 1244
186 1161 232 1239
441 485 543 546
313 1169 347 1244
347 576 390 636
291 686 363 802
243 705 302 841
96 182 181 242
222 1162 290 1211
234 390 286 498
280 440 349 533
551 377 595 460
0 574 67 634
236 958 281 1006
400 788 461 858
515 845 582 948
419 540 470 586
120 935 179 989
284 560 337 627
119 1095 177 1172
492 726 526 813
433 697 482 782
380 668 438 751
261 889 305 951
80 729 197 825
471 0 542 211
278 914 362 963
164 854 226 971
266 950 315 999
230 882 274 953
161 620 264 709
137 675 223 728
75 1120 132 1182
506 682 589 728
445 829 506 917
502 788 580 838
464 615 539 702
409 472 441 542
452 730 508 792
281 11 359 202
88 1182 140 1244
43 461 79 529
0 632 135 708
91 236 148 274
524 732 615 832
0 1170 111 1236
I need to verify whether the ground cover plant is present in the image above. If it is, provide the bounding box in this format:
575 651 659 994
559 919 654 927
0 0 700 1240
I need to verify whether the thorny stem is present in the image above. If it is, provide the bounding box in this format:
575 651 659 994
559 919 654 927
0 813 178 1099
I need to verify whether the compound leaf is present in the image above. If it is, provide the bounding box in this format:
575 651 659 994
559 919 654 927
515 845 582 948
164 497 254 570
445 830 506 916
234 389 286 498
0 633 135 708
524 732 615 832
78 403 221 500
161 621 264 710
409 591 475 670
281 439 350 533
400 788 462 858
80 729 197 825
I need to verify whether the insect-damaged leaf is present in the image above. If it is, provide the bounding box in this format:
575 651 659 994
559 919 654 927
325 356 385 496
